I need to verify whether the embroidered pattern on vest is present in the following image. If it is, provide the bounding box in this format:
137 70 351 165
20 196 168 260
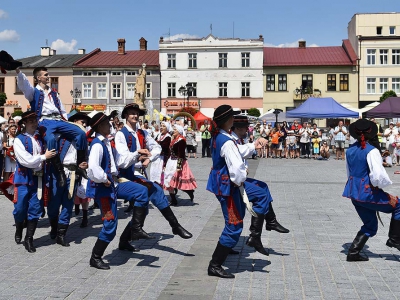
100 197 114 221
227 195 243 225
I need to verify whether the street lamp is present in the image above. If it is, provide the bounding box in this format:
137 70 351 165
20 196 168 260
273 109 283 127
70 88 81 105
178 83 194 108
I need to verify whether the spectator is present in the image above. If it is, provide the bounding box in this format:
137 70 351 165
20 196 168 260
277 124 286 158
286 131 297 159
3 124 17 181
290 120 302 130
254 136 268 158
311 131 321 159
328 123 336 154
185 127 197 159
153 123 161 141
370 118 384 148
293 123 301 158
199 120 211 158
334 120 347 160
394 143 400 165
269 128 282 158
384 122 397 161
320 141 330 160
299 122 311 158
143 120 153 136
382 150 393 167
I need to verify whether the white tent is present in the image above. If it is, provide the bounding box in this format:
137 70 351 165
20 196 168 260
0 116 7 124
340 103 361 118
359 102 381 114
88 110 99 118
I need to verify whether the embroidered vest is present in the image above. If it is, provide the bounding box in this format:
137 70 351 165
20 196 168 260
119 127 146 180
32 88 63 119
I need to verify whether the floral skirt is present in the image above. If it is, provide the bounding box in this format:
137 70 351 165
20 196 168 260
166 160 197 191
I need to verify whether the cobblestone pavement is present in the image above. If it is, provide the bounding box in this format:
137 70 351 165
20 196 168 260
1 156 400 300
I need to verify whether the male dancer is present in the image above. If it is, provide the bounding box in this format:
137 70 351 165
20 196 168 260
13 112 56 252
114 103 192 240
206 105 270 279
16 66 87 187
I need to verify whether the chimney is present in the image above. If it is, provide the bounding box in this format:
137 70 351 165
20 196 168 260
299 40 306 48
259 34 264 42
50 49 56 55
139 37 147 51
41 47 51 56
78 49 86 55
159 36 164 43
117 38 126 55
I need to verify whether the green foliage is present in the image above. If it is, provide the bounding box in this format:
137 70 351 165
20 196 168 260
12 110 23 117
0 92 7 107
247 108 261 117
380 90 397 102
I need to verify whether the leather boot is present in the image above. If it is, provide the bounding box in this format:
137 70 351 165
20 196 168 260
56 224 70 247
131 206 154 240
24 220 38 253
169 193 178 206
50 155 67 187
184 190 194 202
160 206 192 239
74 204 80 216
265 203 290 233
90 239 110 270
15 222 24 244
347 231 369 261
80 210 88 228
229 249 240 255
49 218 58 239
386 218 400 251
76 150 88 179
246 213 269 256
208 242 235 278
119 222 140 252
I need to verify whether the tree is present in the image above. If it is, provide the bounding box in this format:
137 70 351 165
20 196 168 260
247 108 261 117
0 92 7 107
380 90 397 102
12 110 23 117
179 106 198 116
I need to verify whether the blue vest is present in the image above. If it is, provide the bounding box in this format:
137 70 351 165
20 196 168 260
13 134 43 186
58 138 71 162
119 127 146 180
206 133 234 196
32 89 63 119
87 138 115 199
343 142 388 204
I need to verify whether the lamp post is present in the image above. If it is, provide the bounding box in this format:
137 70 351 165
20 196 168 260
273 109 283 127
70 88 81 107
178 83 194 108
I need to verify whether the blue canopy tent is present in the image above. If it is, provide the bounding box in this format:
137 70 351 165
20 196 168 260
286 97 359 118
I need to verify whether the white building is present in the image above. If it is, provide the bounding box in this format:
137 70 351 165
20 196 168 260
159 34 264 117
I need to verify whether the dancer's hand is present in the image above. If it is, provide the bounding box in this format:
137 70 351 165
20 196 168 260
142 159 150 168
138 149 150 156
79 162 88 169
45 149 57 159
104 180 111 187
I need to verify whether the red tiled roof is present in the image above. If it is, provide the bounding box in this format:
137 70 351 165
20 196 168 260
74 49 159 67
264 40 356 67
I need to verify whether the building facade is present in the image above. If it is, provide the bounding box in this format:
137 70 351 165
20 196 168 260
73 38 160 115
159 34 264 117
348 13 400 106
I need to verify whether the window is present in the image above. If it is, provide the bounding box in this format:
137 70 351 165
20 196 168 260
367 49 376 65
14 78 22 94
302 74 313 90
380 49 388 65
188 53 197 68
146 71 151 76
126 71 136 76
219 53 227 68
241 52 250 67
241 82 250 97
97 71 107 76
219 82 227 97
376 26 382 35
367 78 376 94
0 77 4 93
266 75 275 91
167 54 176 69
111 71 121 76
112 83 121 98
390 26 396 35
83 71 92 76
327 74 336 91
50 77 58 92
392 49 400 65
97 83 107 98
392 78 400 93
187 82 197 97
126 83 135 99
82 83 92 98
167 83 176 97
278 75 287 91
339 74 349 91
146 83 151 98
380 78 388 93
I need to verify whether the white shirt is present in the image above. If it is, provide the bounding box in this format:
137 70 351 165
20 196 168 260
115 124 161 170
219 129 247 186
299 127 311 143
87 134 118 184
14 133 46 172
17 72 67 119
62 143 77 177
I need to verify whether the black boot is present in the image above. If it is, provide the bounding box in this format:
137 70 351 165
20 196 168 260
347 231 369 261
184 190 194 202
119 223 140 252
76 150 88 179
80 210 88 228
50 155 67 187
246 213 269 256
75 204 80 216
56 224 70 247
265 203 290 233
49 218 58 239
229 249 240 255
90 239 110 270
24 220 38 253
131 206 154 240
160 206 192 239
169 193 178 206
386 218 400 251
15 222 24 244
208 242 235 278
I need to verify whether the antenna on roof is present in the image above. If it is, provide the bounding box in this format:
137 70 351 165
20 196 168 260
210 23 213 35
46 39 48 46
163 28 171 40
233 22 235 38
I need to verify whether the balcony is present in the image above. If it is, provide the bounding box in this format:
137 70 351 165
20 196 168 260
293 88 322 101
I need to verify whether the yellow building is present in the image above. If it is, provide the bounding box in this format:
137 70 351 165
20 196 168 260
263 40 358 114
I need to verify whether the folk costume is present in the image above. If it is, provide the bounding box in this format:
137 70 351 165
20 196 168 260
149 121 172 185
164 124 197 205
17 70 87 188
343 119 400 261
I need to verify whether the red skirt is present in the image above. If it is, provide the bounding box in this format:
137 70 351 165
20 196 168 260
168 160 197 191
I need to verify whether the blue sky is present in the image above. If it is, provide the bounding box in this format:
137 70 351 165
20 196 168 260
0 0 398 59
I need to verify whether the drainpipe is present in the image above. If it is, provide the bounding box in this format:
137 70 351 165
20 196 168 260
357 35 362 109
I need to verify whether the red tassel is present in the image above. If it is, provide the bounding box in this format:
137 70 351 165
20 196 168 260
361 133 366 149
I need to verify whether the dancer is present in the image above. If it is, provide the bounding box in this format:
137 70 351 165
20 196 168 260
343 119 400 261
149 121 171 185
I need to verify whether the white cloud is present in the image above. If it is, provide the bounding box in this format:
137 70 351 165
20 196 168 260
169 33 199 41
50 39 78 53
264 39 318 48
0 9 8 19
0 29 20 42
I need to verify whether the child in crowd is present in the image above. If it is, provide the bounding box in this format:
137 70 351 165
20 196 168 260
320 141 330 160
269 128 282 158
311 131 321 159
254 136 268 158
286 131 297 159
